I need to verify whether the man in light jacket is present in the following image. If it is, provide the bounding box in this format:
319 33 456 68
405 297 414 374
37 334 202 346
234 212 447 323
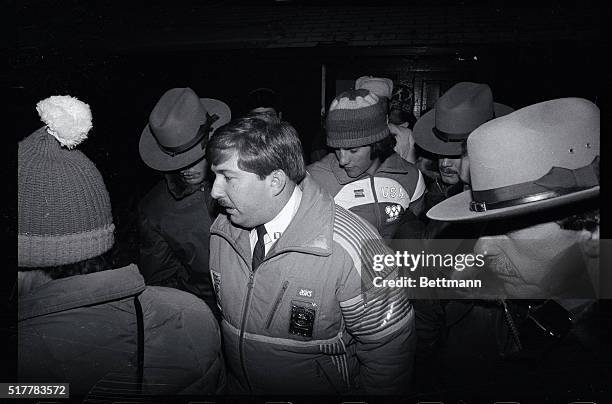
207 116 416 395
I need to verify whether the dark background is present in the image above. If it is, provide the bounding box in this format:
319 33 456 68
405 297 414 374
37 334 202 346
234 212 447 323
12 0 605 264
9 0 610 402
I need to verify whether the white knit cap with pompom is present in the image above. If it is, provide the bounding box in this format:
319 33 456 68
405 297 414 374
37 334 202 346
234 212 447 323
36 95 93 149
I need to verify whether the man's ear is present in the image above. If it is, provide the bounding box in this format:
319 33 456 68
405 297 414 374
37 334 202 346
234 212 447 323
579 227 599 258
268 169 287 196
278 111 283 120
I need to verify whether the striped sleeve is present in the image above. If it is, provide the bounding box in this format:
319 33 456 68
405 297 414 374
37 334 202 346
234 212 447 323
332 205 415 394
333 206 413 341
411 169 426 202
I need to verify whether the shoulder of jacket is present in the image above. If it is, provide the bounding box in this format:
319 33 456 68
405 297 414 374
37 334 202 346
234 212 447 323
143 286 215 316
140 287 221 358
382 154 424 194
388 153 420 175
307 154 344 195
307 154 336 175
332 205 378 251
331 205 393 278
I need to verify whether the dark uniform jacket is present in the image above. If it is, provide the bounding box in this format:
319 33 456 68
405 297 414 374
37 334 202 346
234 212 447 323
19 265 225 397
138 175 219 317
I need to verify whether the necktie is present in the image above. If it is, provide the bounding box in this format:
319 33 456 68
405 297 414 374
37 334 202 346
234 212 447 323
252 225 267 271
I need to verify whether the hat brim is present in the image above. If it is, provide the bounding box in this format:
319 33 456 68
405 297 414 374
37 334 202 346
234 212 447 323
427 186 599 222
414 103 514 156
139 98 231 171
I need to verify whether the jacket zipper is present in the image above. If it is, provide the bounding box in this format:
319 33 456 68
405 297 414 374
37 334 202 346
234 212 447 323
265 280 289 329
369 176 381 232
239 270 255 392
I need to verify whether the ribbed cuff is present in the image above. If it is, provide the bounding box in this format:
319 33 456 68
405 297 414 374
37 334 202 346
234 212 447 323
327 127 389 148
18 224 115 267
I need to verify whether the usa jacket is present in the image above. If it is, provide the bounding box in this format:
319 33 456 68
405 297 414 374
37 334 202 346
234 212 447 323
308 152 426 240
209 176 415 395
18 265 225 398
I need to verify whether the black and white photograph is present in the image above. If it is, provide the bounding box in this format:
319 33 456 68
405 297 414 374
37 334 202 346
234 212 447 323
10 1 608 403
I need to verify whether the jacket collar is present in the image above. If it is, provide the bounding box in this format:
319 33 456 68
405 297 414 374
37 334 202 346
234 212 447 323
18 265 145 321
165 173 209 200
329 152 413 185
210 175 334 263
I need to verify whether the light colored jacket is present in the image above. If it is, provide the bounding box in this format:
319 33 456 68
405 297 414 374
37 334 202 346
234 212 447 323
209 176 415 395
308 152 426 239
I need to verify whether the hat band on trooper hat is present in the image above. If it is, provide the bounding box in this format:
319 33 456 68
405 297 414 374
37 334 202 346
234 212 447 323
470 157 599 212
432 127 471 143
157 113 219 157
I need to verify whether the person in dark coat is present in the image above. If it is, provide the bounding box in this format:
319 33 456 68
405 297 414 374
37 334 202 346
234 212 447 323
138 87 231 319
426 97 600 397
18 95 225 399
413 82 513 237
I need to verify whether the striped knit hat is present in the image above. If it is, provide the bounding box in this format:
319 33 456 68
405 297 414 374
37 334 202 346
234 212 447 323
326 89 389 148
18 96 115 267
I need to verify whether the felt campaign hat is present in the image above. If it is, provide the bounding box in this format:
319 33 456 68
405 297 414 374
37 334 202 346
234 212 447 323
139 87 231 171
427 98 599 222
413 82 514 156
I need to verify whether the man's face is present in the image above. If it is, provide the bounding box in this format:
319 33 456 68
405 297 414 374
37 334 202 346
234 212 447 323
438 156 463 185
474 221 589 297
335 146 375 178
179 158 208 185
210 151 271 228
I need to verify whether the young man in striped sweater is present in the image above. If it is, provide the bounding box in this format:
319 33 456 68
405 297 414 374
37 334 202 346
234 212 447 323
308 89 426 241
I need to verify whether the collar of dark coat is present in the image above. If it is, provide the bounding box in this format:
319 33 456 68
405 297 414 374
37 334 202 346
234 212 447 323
210 175 334 263
431 177 467 199
18 265 145 321
165 173 208 200
329 152 413 185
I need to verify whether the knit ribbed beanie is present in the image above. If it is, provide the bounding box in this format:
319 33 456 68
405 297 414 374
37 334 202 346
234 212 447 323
326 89 389 148
18 95 115 267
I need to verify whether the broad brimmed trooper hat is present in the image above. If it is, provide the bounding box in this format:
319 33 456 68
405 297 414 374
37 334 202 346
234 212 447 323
139 87 231 171
414 82 514 156
427 98 600 222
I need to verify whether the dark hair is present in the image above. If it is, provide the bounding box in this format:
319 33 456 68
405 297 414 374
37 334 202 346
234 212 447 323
206 117 306 183
245 88 281 115
243 110 282 123
370 134 397 162
390 109 417 129
18 248 116 280
557 207 599 232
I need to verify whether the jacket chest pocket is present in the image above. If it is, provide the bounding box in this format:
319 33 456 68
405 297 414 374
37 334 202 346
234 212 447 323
264 278 322 340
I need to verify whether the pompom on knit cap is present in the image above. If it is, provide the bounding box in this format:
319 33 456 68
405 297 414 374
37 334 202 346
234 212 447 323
36 95 93 149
